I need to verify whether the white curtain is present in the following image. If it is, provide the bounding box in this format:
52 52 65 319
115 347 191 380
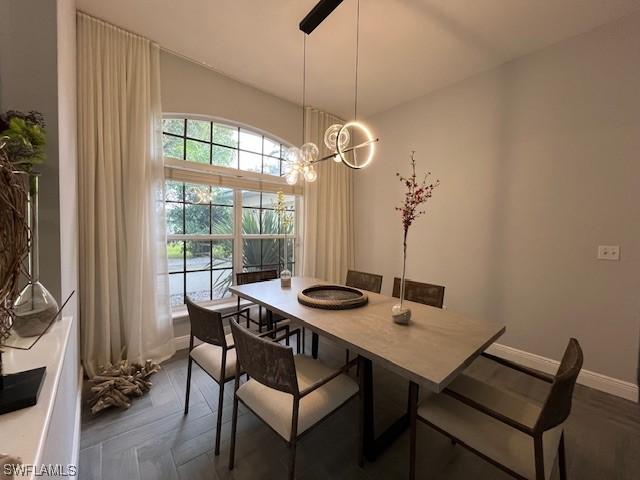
77 13 175 376
302 108 355 283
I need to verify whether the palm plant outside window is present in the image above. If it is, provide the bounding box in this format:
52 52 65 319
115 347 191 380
163 117 299 307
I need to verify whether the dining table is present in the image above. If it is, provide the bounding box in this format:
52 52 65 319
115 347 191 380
229 276 505 462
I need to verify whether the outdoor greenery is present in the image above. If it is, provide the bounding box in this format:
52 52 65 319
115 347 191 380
163 118 239 167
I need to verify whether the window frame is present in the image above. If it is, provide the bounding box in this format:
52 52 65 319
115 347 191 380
163 114 302 309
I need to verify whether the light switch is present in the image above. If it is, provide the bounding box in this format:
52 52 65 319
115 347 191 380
597 245 620 261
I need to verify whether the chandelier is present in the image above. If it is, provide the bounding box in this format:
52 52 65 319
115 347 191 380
285 0 379 185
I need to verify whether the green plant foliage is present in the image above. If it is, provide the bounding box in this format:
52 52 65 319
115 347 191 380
0 111 47 172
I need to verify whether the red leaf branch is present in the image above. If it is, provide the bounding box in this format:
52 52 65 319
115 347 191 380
395 151 440 238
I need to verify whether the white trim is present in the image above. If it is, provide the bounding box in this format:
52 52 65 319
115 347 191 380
486 343 639 403
71 367 83 475
175 334 192 351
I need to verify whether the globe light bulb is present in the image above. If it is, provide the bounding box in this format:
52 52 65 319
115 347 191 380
333 154 342 163
285 146 302 164
286 172 298 185
302 163 310 174
304 167 317 183
300 142 319 163
324 124 350 150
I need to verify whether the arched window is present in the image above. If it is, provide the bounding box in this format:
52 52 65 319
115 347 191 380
162 116 300 307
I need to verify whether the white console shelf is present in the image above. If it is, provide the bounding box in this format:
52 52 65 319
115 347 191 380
0 316 80 478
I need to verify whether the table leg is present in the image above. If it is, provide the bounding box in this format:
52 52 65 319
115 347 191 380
311 332 319 359
409 381 419 480
266 309 274 337
358 356 411 462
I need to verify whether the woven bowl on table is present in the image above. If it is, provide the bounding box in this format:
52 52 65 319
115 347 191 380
297 284 368 310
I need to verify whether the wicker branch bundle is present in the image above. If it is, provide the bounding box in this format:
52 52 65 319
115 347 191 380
88 359 161 414
0 148 29 340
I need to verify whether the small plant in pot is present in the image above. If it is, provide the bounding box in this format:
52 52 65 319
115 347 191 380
392 151 439 325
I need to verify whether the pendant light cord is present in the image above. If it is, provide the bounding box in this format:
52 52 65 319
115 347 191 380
354 0 360 121
302 33 307 144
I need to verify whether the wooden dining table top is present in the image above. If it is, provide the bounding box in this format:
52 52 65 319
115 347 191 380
230 276 505 392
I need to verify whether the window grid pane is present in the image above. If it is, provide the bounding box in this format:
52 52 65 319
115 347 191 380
163 118 297 307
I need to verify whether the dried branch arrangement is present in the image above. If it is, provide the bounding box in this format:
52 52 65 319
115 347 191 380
0 147 29 340
88 359 160 414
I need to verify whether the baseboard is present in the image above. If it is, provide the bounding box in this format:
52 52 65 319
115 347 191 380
486 343 639 403
175 334 191 351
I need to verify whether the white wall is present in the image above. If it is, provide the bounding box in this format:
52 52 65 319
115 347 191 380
355 13 640 384
0 0 62 302
160 51 302 146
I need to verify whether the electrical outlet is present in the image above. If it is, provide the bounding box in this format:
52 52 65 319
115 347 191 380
597 245 620 261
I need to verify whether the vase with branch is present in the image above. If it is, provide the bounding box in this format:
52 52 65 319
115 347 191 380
274 191 294 288
392 151 439 324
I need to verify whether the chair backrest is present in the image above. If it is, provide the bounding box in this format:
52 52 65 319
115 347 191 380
230 320 298 396
392 277 445 308
535 338 583 432
236 269 278 286
345 270 383 294
185 297 228 347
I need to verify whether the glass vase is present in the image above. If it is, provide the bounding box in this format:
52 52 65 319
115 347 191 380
392 237 411 325
280 235 292 288
13 175 59 337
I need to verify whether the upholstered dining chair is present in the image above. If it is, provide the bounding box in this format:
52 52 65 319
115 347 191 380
409 338 583 480
392 277 445 308
228 320 361 480
183 297 252 456
341 269 384 365
235 269 287 333
346 269 383 294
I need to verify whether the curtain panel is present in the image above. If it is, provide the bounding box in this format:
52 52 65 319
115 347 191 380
77 13 175 376
302 107 355 283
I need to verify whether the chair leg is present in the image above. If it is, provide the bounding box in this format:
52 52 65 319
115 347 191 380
345 349 350 366
214 381 225 455
312 332 319 359
296 329 301 354
288 439 297 480
559 432 567 480
301 327 306 354
228 393 239 470
184 357 193 415
409 381 419 480
358 372 364 468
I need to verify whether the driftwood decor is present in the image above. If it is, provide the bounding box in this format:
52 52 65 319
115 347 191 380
88 359 160 414
0 148 29 340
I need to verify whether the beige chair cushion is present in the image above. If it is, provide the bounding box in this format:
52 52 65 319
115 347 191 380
190 333 238 382
237 355 359 441
418 374 563 480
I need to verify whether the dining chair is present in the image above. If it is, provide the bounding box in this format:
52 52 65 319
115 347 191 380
183 297 251 455
409 338 583 480
235 270 286 333
228 319 361 480
392 277 445 308
341 269 384 365
346 269 383 294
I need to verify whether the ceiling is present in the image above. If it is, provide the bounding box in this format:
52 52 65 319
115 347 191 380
77 0 640 118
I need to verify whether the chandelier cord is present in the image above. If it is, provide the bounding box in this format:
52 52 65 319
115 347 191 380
354 0 360 121
302 33 307 144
